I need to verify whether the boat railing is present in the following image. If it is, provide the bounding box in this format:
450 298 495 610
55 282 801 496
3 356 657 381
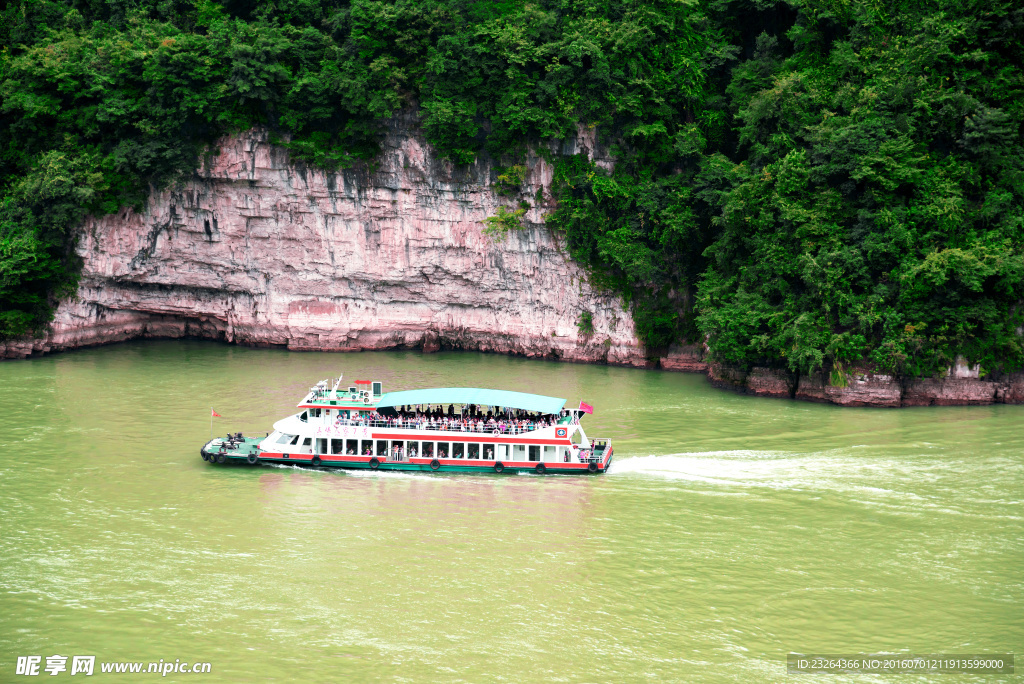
573 440 610 462
324 419 557 436
304 388 365 404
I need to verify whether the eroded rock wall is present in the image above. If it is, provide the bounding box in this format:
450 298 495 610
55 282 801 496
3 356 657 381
3 113 1021 408
662 352 1024 407
2 114 646 365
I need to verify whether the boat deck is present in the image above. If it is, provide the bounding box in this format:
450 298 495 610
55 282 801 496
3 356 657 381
201 436 262 464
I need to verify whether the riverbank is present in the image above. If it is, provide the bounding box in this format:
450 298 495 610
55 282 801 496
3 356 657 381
662 344 1024 407
1 119 1017 408
5 333 1022 407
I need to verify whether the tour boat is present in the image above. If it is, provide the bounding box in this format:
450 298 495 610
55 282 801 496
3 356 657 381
200 377 613 474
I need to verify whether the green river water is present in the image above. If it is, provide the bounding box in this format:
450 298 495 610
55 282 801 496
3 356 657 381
0 341 1021 682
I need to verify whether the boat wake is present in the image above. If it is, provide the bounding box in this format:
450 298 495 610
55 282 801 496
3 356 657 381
608 451 801 486
605 450 931 500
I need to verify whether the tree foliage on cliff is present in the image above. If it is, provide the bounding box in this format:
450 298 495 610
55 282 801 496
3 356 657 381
1 0 1023 379
547 0 1024 376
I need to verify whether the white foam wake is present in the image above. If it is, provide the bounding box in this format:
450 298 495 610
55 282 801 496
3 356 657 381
606 450 926 501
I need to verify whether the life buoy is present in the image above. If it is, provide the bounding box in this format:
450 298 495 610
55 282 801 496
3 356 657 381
429 459 440 471
369 457 380 470
312 455 321 466
535 463 546 474
247 453 258 464
494 461 504 473
588 461 598 473
215 452 226 464
492 429 499 436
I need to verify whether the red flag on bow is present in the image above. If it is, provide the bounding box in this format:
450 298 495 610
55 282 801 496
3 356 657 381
211 408 222 417
578 401 593 414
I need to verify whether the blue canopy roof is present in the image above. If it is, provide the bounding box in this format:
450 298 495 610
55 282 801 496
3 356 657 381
376 388 566 415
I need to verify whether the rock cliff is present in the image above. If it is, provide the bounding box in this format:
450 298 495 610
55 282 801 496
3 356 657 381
2 114 1020 407
1 114 646 366
681 348 1024 408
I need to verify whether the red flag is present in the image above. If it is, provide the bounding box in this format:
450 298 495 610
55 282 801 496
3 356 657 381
578 401 593 414
211 408 222 418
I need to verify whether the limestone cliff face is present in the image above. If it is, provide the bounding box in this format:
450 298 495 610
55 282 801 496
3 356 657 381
3 114 1021 407
1 115 646 365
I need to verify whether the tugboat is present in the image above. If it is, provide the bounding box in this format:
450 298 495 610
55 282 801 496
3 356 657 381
201 377 613 474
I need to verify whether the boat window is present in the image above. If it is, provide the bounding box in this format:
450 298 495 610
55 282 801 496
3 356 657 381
302 438 312 446
361 439 373 455
495 444 509 461
437 442 449 459
316 438 328 454
452 443 465 459
408 441 420 458
482 445 494 460
528 445 540 461
310 408 322 418
512 444 526 461
558 446 570 462
375 440 388 457
289 435 300 446
467 443 480 459
275 433 295 445
543 445 556 462
421 442 434 458
332 439 345 455
299 411 308 422
345 439 357 455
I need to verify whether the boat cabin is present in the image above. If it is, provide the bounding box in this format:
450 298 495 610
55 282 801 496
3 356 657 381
254 381 611 472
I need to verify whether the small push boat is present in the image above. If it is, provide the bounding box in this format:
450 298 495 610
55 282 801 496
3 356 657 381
201 377 613 474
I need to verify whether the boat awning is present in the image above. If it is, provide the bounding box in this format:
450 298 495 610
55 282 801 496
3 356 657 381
375 388 566 415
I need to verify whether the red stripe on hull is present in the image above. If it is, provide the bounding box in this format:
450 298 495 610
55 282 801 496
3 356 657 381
256 452 601 471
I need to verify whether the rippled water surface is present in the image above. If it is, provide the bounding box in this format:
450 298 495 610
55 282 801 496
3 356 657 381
1 341 1021 682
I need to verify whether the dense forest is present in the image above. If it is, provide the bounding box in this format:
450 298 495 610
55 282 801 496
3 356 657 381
2 0 1022 378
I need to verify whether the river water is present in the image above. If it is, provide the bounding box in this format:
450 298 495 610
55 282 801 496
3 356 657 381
1 341 1020 682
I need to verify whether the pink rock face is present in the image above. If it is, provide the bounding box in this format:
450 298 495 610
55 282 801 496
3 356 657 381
2 113 1021 409
3 115 646 366
794 373 829 404
902 378 997 406
825 373 902 408
706 363 747 390
995 372 1024 403
659 343 708 372
744 367 795 398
